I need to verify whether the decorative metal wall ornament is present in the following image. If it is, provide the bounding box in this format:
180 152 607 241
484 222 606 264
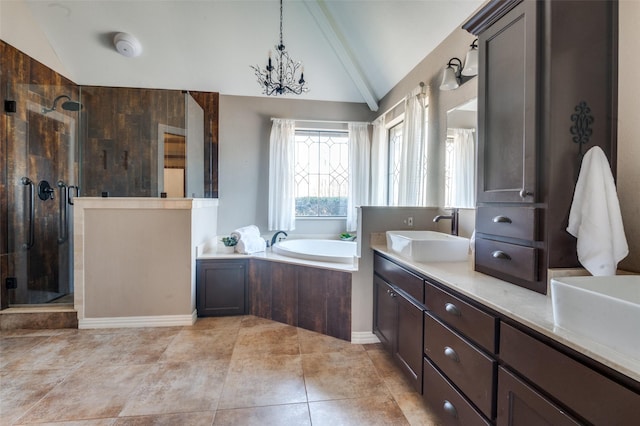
570 101 594 157
251 0 308 96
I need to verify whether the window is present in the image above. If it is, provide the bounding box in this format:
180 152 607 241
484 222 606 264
387 122 403 206
294 130 349 217
385 101 429 206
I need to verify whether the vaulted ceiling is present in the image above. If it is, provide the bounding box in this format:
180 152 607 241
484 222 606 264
17 0 484 110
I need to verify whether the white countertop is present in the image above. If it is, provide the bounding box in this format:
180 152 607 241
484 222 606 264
371 244 640 384
197 248 358 273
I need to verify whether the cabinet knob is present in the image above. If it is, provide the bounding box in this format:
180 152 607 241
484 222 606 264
444 346 460 362
492 215 512 224
444 302 461 317
519 189 534 199
491 250 512 260
443 400 458 418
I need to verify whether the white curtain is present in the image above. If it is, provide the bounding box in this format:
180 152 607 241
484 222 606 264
268 119 296 231
450 128 476 208
347 123 370 231
370 115 387 205
398 86 426 205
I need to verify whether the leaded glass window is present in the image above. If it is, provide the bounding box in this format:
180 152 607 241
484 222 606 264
294 130 349 217
387 123 403 206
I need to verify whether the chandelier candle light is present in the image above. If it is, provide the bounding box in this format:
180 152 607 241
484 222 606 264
252 0 308 95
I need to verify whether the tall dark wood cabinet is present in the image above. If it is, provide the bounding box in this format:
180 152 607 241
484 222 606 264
464 0 618 293
196 259 248 316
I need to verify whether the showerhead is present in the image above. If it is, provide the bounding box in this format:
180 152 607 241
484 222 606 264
61 100 82 111
42 95 83 114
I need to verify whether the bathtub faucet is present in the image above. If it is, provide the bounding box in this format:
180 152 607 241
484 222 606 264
433 208 459 236
270 230 288 247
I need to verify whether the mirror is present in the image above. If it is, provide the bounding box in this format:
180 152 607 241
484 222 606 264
444 98 477 208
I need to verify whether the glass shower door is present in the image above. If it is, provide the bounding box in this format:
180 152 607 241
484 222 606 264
5 82 78 305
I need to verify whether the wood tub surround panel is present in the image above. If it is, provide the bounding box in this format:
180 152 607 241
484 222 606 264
246 259 351 341
270 262 298 327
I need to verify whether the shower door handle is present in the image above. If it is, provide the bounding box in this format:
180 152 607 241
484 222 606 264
57 181 69 244
21 177 35 250
67 185 80 205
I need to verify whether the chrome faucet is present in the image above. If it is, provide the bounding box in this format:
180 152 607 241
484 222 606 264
270 230 288 246
433 208 459 236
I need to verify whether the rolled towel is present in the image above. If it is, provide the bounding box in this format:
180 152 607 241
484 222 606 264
235 236 267 254
231 225 261 242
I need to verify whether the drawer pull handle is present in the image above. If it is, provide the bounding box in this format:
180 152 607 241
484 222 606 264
443 400 458 418
444 346 460 362
492 215 512 224
444 303 461 317
492 250 512 260
520 189 534 199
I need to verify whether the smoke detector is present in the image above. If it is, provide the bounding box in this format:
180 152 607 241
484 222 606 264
113 32 142 58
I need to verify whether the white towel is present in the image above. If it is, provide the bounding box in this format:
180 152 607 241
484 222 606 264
235 236 266 254
230 225 261 242
567 146 628 275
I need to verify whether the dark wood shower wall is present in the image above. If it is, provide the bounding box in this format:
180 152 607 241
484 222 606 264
0 40 78 307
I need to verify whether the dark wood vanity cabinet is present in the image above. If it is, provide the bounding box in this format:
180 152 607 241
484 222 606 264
373 254 425 393
499 322 640 425
196 259 248 316
465 0 618 294
373 252 640 425
423 280 499 424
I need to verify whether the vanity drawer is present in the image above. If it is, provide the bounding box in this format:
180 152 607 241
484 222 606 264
424 312 497 419
476 206 538 241
374 253 424 302
423 357 491 426
425 281 498 353
475 238 537 283
500 323 640 425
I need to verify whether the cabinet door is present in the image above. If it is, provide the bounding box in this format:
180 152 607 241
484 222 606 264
373 275 396 352
197 260 247 316
497 367 581 426
395 294 424 393
477 0 538 203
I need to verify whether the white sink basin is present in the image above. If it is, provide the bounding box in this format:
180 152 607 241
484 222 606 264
551 275 640 360
385 230 469 262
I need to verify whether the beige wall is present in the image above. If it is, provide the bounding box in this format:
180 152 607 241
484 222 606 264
74 198 218 326
617 0 640 273
217 95 371 236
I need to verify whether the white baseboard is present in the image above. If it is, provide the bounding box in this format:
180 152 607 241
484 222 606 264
351 331 380 344
79 311 197 329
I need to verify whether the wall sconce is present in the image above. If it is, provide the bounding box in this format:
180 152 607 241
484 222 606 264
439 39 478 91
461 39 478 77
440 58 463 90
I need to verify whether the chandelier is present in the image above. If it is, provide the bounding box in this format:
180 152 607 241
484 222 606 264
251 0 308 96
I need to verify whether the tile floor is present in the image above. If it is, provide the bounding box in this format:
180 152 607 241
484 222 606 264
1 315 442 425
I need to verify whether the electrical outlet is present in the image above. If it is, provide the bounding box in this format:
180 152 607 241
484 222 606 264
407 217 414 227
